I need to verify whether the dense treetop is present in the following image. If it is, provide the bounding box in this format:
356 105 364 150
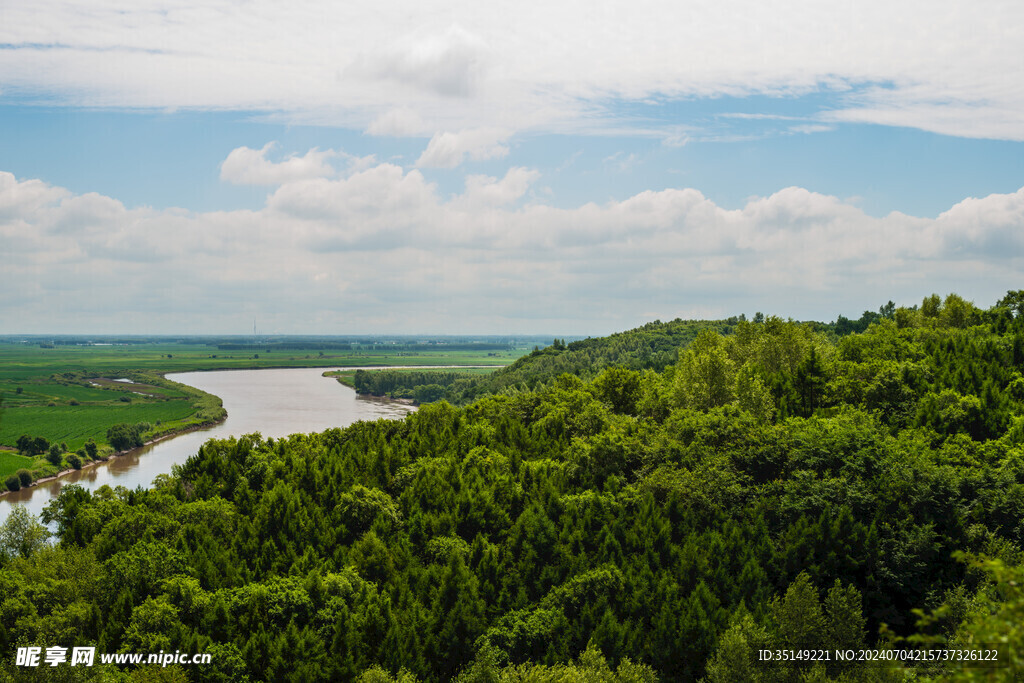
3 292 1024 681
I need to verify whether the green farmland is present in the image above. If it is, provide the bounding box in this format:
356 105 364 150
0 451 34 480
0 340 521 382
0 400 197 453
0 337 532 483
0 362 227 483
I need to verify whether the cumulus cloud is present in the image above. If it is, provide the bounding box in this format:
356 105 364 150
266 163 439 245
0 172 69 222
47 192 128 235
220 143 339 186
416 128 511 168
933 188 1024 254
458 167 540 207
3 166 1022 333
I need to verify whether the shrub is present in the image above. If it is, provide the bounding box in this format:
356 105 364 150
5 475 20 492
46 444 62 466
16 469 31 487
67 454 82 470
84 439 98 459
107 423 148 451
19 435 51 456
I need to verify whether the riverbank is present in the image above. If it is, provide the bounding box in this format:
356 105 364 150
0 415 227 499
0 366 418 520
0 342 524 458
1 365 452 500
327 365 501 400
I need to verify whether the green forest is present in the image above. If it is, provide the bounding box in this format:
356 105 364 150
3 292 1024 681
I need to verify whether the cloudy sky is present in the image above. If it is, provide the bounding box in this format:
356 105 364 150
1 0 1022 335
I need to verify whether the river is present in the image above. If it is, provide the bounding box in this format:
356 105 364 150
0 367 417 523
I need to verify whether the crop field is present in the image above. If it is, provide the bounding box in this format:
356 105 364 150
0 401 198 452
0 342 522 382
0 451 35 479
0 339 529 456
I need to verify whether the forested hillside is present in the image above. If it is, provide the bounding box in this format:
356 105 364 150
3 292 1024 682
350 318 735 405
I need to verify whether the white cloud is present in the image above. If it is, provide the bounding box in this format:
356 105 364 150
365 108 428 137
416 128 510 168
0 172 69 221
604 152 641 172
824 101 1024 142
933 187 1024 254
788 124 835 135
47 192 128 235
265 164 440 250
220 143 339 186
3 166 1022 333
2 1 1022 140
457 167 540 208
349 24 490 98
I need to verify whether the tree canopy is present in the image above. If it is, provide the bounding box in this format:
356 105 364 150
2 292 1024 681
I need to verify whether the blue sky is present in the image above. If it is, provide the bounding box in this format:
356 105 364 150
1 1 1023 334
